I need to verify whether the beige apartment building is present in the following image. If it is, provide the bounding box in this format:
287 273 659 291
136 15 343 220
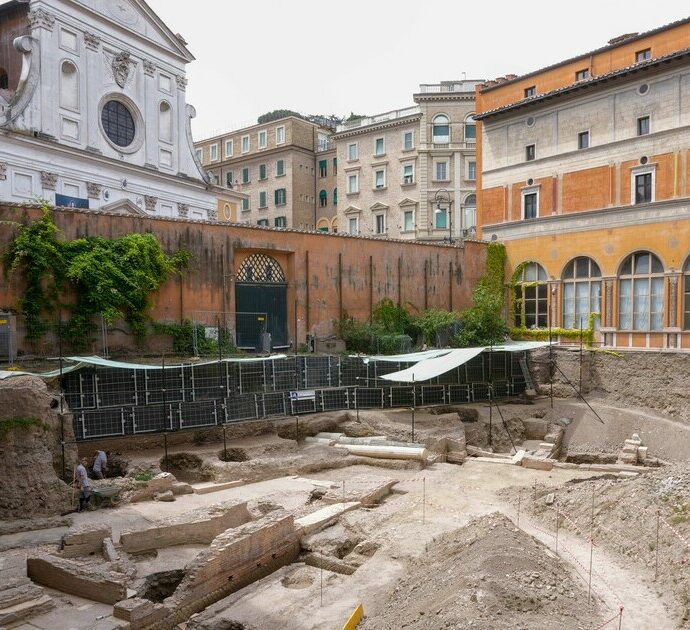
334 81 482 240
195 117 335 229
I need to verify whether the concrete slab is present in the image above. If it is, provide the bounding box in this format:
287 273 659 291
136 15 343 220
193 480 245 494
295 502 361 536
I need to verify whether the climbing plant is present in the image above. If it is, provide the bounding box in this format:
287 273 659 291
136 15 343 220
454 242 508 347
3 207 191 348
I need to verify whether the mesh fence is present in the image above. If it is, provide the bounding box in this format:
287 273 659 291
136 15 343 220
64 352 529 440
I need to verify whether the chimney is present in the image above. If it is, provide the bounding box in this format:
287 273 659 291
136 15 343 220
505 74 518 80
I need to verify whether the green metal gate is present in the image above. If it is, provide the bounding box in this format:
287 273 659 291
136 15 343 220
234 254 288 349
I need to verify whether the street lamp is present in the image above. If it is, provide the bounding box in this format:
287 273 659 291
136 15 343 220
434 188 453 243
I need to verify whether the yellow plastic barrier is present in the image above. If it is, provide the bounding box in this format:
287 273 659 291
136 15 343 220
342 603 364 630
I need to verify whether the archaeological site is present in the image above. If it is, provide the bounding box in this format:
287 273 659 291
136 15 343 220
0 345 689 630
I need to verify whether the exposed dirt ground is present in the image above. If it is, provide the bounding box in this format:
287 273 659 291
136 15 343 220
2 396 688 629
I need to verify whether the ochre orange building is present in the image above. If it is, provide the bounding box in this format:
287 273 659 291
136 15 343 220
476 18 690 350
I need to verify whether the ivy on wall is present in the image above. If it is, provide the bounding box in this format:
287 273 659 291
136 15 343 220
3 207 191 348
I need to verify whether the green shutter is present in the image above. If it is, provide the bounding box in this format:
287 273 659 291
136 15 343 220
333 188 337 204
319 189 327 199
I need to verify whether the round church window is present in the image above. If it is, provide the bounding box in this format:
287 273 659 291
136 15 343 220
101 100 136 147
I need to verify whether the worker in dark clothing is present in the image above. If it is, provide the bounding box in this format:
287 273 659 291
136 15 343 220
75 457 91 512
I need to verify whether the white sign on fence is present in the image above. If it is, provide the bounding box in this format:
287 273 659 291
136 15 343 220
290 390 316 402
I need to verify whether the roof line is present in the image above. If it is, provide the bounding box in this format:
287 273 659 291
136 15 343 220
479 15 690 93
476 47 690 121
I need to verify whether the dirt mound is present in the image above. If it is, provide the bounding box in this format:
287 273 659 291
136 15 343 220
508 464 690 625
161 452 213 482
361 513 603 630
0 375 77 518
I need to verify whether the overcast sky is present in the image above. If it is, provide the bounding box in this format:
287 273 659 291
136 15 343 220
148 0 690 140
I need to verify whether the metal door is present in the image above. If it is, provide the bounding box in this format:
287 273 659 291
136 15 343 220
234 254 288 350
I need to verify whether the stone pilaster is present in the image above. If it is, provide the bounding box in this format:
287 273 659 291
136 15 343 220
668 274 680 328
83 31 100 51
87 182 102 199
40 171 58 190
28 8 55 31
603 277 615 328
0 163 6 180
177 203 189 218
144 195 157 213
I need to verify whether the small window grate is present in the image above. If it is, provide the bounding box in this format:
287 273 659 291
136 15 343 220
236 253 286 283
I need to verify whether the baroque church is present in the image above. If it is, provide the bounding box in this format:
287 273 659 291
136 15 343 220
0 0 241 219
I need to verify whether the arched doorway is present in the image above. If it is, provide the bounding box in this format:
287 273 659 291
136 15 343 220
235 253 288 350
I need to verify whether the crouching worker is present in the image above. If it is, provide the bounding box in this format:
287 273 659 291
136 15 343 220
92 449 107 479
76 457 92 512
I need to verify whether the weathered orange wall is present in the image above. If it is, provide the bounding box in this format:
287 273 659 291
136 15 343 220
0 205 487 354
562 166 611 213
481 186 505 225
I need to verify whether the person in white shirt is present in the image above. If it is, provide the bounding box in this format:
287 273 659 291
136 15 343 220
75 457 91 512
92 450 107 479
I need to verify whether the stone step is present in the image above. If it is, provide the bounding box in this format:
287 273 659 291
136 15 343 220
0 582 44 609
0 594 54 626
193 480 244 494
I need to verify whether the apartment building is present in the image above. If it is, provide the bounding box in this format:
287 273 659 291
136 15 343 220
475 17 690 350
195 117 335 230
333 81 481 240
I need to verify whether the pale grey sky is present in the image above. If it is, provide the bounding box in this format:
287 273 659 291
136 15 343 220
148 0 690 140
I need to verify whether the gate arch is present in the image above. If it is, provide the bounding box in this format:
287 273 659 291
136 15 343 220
235 253 288 349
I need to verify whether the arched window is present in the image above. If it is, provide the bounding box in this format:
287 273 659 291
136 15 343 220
464 114 476 142
684 257 690 330
316 218 330 233
236 253 286 284
618 251 664 330
159 101 172 143
319 189 327 207
514 262 548 328
331 217 338 233
562 257 601 329
463 193 477 231
432 114 450 144
60 61 79 111
0 68 8 90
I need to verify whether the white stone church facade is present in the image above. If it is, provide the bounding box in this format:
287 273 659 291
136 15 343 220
0 0 239 219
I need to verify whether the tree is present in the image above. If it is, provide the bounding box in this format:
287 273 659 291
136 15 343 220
257 110 304 124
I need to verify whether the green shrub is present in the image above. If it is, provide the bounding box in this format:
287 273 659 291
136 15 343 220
134 472 153 482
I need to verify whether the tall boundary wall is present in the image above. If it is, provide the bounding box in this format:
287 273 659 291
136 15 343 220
0 204 488 355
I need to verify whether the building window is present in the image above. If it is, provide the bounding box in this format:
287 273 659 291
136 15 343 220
241 135 250 153
524 86 536 98
226 171 234 188
319 189 327 207
403 131 414 151
522 190 538 219
275 188 287 205
562 257 601 330
525 144 536 161
684 257 690 330
375 137 385 156
435 161 448 181
258 130 267 148
348 217 358 235
432 114 450 143
464 115 476 142
514 262 548 328
636 48 651 63
276 126 285 144
195 148 202 162
258 191 267 208
333 157 338 175
637 116 650 136
0 69 8 90
375 214 386 234
463 194 476 231
578 131 589 150
618 251 664 331
467 160 476 180
374 169 385 189
348 143 358 160
275 216 286 228
60 60 79 111
242 197 250 211
276 159 285 176
101 100 136 148
403 164 414 184
241 167 250 184
403 210 414 232
434 208 447 230
257 219 269 226
333 188 337 205
224 139 233 158
347 173 359 194
633 169 654 204
319 160 327 177
257 164 266 181
576 68 590 81
209 144 218 161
